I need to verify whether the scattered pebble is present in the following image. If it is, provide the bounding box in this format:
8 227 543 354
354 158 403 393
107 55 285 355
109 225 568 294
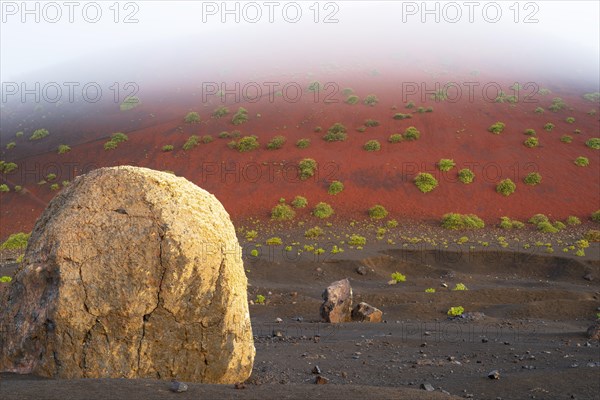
420 382 435 391
169 381 188 393
315 375 329 385
488 370 500 379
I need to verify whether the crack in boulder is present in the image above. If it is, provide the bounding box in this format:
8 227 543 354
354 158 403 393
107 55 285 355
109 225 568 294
138 225 167 371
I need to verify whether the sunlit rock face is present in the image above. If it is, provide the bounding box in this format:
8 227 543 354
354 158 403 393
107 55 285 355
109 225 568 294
0 166 255 383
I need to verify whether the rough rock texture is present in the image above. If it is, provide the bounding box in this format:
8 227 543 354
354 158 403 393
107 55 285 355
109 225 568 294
587 321 600 341
320 279 352 323
0 166 255 383
351 302 383 323
461 312 486 321
356 266 368 276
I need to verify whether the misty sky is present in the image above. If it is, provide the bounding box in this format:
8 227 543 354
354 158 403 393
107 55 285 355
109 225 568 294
1 1 599 82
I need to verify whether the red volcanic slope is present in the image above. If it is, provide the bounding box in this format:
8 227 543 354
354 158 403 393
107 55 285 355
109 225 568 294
1 65 599 239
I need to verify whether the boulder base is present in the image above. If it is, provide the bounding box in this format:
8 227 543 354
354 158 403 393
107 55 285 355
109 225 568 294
0 166 255 383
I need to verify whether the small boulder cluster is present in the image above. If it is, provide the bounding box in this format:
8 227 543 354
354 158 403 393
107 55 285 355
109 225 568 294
320 278 382 323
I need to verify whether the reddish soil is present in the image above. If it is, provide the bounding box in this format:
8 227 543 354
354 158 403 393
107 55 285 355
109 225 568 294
1 62 599 240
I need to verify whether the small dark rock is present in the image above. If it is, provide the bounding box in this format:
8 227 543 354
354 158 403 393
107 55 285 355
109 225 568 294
420 382 435 391
488 370 500 379
583 273 594 281
315 375 329 384
234 383 246 390
587 321 600 341
312 365 321 374
170 381 188 393
587 362 600 367
356 266 368 275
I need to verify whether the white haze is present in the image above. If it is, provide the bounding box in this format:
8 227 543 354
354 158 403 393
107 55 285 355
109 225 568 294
1 0 599 86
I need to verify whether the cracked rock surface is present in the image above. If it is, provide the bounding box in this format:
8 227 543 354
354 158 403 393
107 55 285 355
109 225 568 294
0 166 255 383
